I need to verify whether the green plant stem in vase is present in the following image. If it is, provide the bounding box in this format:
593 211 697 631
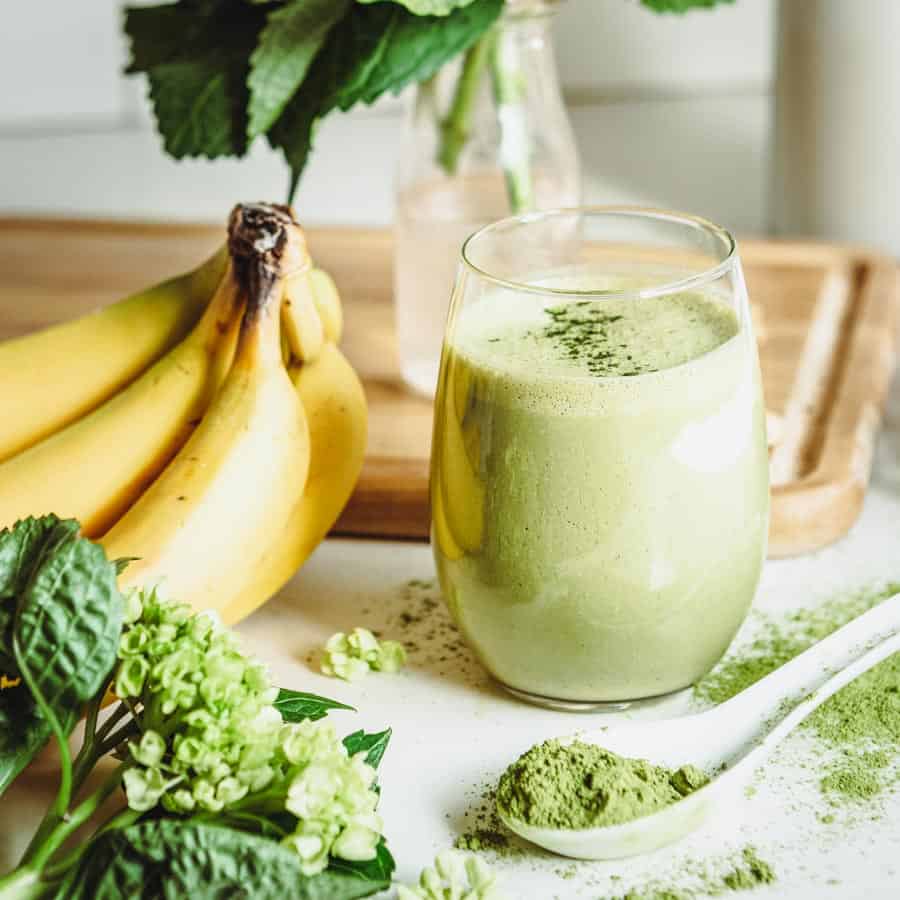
438 35 496 175
487 23 535 213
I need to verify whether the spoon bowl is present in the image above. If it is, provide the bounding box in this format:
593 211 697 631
501 592 900 859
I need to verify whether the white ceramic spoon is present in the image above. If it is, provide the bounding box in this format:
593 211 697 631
499 592 900 860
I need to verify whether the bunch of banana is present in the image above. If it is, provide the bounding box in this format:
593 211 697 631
0 202 366 626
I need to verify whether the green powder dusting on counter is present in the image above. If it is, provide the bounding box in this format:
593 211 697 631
695 580 900 803
496 739 709 829
695 581 900 706
721 847 776 891
454 828 510 854
605 846 776 900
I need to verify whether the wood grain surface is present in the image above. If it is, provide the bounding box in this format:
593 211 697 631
1 219 897 556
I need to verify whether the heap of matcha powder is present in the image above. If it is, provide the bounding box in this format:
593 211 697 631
496 739 709 830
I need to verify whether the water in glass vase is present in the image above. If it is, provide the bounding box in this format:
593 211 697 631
395 173 510 396
395 171 575 396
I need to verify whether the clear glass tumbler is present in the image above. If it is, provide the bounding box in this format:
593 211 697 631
431 208 770 708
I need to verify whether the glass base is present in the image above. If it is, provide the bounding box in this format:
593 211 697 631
499 680 693 713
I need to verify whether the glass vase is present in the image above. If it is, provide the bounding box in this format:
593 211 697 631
394 0 580 397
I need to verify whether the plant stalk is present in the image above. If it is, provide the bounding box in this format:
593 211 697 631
488 26 535 213
26 763 127 875
0 866 54 900
437 33 495 174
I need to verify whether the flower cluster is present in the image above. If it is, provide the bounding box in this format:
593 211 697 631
321 627 406 681
398 851 505 900
279 718 382 874
115 591 383 875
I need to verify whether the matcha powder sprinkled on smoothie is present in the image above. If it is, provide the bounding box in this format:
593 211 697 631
496 739 709 830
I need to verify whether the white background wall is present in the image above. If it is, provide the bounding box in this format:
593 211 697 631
0 0 774 235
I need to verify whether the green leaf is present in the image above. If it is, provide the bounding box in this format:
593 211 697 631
13 527 123 717
274 688 355 722
269 0 502 198
344 0 504 106
327 839 396 885
124 1 269 158
62 820 391 899
0 683 50 797
0 516 80 672
342 728 391 769
267 3 398 199
247 0 350 140
356 0 478 14
639 0 735 11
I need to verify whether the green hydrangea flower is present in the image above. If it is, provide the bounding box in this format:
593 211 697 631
320 627 407 681
113 590 384 875
398 851 505 900
280 719 383 874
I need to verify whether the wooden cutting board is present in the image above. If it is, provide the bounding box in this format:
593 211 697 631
1 220 897 557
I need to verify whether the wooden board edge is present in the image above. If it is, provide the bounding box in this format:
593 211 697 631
768 260 900 556
334 456 431 540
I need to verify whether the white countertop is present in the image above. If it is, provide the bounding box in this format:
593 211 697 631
4 386 900 898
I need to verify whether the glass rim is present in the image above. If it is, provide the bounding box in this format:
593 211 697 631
459 205 738 300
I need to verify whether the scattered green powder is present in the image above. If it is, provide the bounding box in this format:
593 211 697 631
454 829 510 854
496 739 709 829
721 847 776 891
694 580 900 803
606 846 776 900
819 750 892 801
455 785 525 861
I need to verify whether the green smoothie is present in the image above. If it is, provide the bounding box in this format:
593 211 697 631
431 281 769 702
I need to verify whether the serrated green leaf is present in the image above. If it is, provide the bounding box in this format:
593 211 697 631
349 0 503 105
356 0 478 15
0 683 50 797
342 728 391 769
14 529 122 716
147 59 249 158
267 2 398 199
124 1 268 158
123 4 202 73
61 820 391 899
274 687 355 722
269 0 502 198
0 516 80 672
247 0 350 140
639 0 735 12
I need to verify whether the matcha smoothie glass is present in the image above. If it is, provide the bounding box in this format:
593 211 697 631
430 208 769 709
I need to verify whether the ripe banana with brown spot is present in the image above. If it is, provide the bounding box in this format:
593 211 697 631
103 204 311 620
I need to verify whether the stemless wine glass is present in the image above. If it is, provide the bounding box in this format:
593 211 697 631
430 208 770 709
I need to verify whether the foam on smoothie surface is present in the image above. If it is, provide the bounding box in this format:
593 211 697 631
454 289 739 381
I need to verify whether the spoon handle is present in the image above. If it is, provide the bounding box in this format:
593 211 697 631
706 592 900 753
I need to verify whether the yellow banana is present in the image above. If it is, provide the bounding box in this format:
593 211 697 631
0 266 243 537
282 268 326 363
309 269 343 343
226 340 367 621
103 205 311 620
0 246 226 461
